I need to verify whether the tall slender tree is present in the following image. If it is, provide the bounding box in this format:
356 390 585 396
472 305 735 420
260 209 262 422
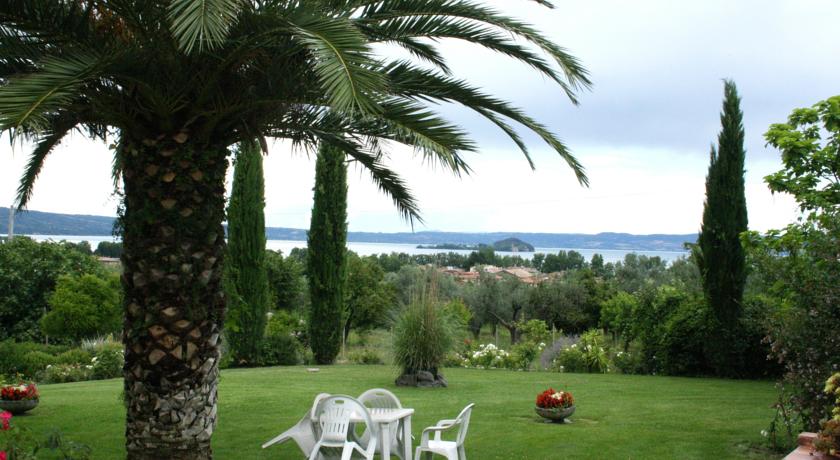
225 140 270 366
696 80 748 376
307 144 348 364
1 2 591 457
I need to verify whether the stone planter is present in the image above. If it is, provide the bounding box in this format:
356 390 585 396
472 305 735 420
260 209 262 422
784 432 839 460
0 399 39 415
535 405 575 423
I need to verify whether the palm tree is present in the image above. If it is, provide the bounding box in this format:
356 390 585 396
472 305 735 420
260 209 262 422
0 1 590 458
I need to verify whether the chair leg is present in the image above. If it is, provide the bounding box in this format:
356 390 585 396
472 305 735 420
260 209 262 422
458 445 466 460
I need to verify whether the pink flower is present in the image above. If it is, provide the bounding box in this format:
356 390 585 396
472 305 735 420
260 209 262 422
0 450 6 460
0 411 11 430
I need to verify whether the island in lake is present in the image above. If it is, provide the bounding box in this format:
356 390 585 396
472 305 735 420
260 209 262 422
418 237 535 252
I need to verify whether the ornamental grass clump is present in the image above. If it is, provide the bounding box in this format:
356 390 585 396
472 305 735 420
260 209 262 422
392 296 455 386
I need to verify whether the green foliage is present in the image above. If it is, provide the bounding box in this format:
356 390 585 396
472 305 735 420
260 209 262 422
94 241 122 258
41 274 121 342
540 250 585 273
55 349 93 366
348 348 384 365
260 311 304 366
308 144 348 365
746 95 840 430
656 298 712 376
764 96 840 224
265 250 305 311
225 140 271 366
696 80 749 377
551 330 610 373
343 253 396 343
0 238 102 342
599 291 639 342
91 347 123 380
392 296 455 375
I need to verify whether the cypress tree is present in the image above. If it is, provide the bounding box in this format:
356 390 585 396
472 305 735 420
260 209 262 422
697 80 749 376
307 144 348 364
225 140 270 366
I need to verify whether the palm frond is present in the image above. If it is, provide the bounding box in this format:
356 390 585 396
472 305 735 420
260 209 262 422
0 51 105 134
319 134 423 225
168 0 244 54
15 118 75 208
286 13 387 114
358 0 591 102
385 61 587 184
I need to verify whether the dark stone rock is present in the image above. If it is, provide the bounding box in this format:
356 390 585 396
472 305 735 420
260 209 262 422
395 373 417 387
417 371 434 382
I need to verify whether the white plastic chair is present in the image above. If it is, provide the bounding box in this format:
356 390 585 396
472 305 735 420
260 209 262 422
358 388 406 458
262 392 331 456
310 395 379 460
414 403 475 460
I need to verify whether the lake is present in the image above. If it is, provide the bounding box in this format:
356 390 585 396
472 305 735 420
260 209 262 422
17 234 689 264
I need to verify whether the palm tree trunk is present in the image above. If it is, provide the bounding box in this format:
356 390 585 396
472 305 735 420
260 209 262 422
120 136 228 459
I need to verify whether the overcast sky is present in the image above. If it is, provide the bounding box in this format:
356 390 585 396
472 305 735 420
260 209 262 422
2 0 838 235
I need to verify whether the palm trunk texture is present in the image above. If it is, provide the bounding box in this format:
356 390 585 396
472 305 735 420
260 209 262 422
120 135 227 459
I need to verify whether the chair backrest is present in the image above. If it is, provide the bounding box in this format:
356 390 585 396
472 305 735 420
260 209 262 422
309 393 331 438
455 403 475 446
358 388 402 410
315 396 378 447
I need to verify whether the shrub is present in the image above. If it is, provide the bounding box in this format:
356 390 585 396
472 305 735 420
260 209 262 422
41 364 93 384
19 351 56 379
41 274 122 342
0 341 69 379
91 348 123 380
552 345 587 373
348 349 384 365
655 298 712 376
259 332 300 366
509 341 542 371
0 238 103 342
392 297 455 375
463 343 511 369
612 348 644 375
55 349 94 366
551 330 610 373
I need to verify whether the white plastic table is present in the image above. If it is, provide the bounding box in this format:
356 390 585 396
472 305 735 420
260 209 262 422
352 407 414 460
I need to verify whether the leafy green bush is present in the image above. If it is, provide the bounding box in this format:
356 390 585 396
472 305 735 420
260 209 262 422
91 348 123 380
55 349 94 366
551 330 610 373
509 342 541 370
0 238 103 342
348 348 384 365
655 298 712 376
611 347 644 374
552 345 587 373
19 351 56 379
259 333 299 366
392 297 455 375
41 274 122 342
41 364 93 383
0 341 69 379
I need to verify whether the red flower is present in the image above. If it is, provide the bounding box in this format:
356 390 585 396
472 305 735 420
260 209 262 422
0 411 10 430
0 450 6 460
536 387 574 409
0 383 39 401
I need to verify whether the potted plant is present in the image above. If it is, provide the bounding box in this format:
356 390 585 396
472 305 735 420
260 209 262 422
815 373 840 458
535 387 575 423
0 383 39 415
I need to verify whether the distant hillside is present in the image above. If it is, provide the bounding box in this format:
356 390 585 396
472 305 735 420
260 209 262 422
1 207 116 236
1 207 695 252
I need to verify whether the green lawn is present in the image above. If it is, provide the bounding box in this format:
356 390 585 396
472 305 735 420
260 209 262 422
13 366 780 459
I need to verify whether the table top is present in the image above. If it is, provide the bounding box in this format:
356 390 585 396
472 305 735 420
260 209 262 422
351 407 414 423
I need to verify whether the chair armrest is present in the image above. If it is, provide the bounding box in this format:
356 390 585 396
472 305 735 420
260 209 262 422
419 422 459 445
